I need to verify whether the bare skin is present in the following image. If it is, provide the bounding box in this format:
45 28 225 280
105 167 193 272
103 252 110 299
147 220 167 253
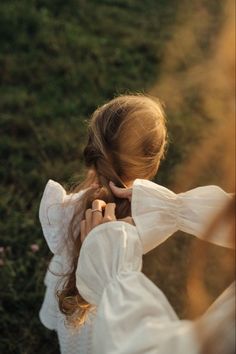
109 181 132 201
80 199 134 243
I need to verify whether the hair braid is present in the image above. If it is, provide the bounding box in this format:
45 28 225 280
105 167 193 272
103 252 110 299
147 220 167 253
57 94 167 327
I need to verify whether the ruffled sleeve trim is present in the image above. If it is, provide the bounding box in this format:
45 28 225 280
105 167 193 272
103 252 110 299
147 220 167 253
132 179 233 254
75 220 201 354
76 221 143 306
39 179 85 254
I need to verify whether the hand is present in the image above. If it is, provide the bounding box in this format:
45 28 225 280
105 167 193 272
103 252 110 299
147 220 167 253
109 181 132 201
80 199 135 243
80 199 116 243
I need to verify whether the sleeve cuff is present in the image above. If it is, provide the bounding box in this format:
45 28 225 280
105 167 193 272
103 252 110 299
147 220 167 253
132 179 233 253
39 179 84 254
132 179 178 254
76 221 143 305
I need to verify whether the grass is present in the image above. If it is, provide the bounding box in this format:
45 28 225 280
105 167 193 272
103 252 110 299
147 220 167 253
0 1 234 353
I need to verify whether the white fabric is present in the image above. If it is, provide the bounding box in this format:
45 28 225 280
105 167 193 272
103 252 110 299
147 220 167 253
39 180 95 354
39 178 234 354
39 179 85 254
76 222 143 306
199 284 235 354
76 222 235 354
132 179 232 253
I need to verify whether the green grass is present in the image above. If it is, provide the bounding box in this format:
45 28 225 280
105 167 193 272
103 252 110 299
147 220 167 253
0 1 234 353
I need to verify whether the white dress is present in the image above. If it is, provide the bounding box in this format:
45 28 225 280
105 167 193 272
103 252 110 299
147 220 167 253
76 179 234 354
39 178 233 354
39 180 96 354
76 222 235 354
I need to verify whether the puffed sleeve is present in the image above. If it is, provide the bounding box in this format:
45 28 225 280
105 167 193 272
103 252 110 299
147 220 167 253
132 179 233 254
39 179 85 254
76 222 199 354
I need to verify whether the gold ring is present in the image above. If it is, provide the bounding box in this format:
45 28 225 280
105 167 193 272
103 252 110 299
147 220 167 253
91 209 102 213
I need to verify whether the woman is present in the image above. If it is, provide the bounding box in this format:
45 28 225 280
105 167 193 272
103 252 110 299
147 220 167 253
39 94 167 353
77 180 234 354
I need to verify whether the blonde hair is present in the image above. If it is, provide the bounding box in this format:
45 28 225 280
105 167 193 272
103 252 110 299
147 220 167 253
57 94 167 327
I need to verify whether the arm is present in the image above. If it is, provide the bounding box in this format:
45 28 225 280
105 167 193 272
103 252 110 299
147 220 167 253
76 202 234 354
111 179 233 253
39 179 84 254
76 222 199 354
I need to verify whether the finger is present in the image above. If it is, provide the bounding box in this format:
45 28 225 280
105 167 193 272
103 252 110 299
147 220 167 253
92 199 106 210
80 220 86 243
119 216 135 226
109 181 132 201
91 209 103 228
91 199 106 228
103 203 116 222
85 208 92 234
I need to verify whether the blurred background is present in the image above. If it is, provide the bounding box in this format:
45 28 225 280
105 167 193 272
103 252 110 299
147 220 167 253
0 0 235 353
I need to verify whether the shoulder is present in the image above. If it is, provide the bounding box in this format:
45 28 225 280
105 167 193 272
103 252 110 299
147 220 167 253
39 179 86 253
39 179 85 224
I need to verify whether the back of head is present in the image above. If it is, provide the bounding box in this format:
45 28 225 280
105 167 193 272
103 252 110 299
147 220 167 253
83 94 167 208
58 93 167 326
